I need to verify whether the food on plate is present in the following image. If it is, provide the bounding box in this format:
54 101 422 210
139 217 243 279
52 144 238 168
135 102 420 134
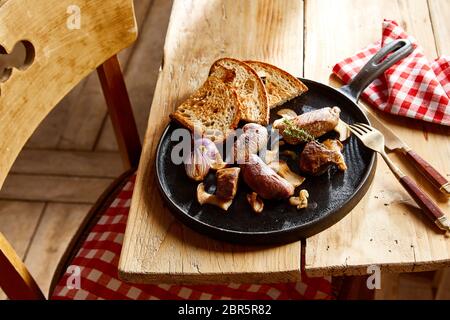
245 61 308 109
197 183 233 211
241 154 294 200
196 167 240 211
210 58 269 125
170 76 241 142
247 192 264 213
334 119 351 141
233 123 268 163
262 148 279 165
273 107 341 144
280 150 297 160
277 108 298 119
299 139 347 175
289 189 309 210
184 138 226 181
215 167 240 200
268 160 305 188
322 139 347 171
171 58 351 216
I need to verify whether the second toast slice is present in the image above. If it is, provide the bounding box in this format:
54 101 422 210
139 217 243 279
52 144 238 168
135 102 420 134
245 61 308 109
210 58 269 125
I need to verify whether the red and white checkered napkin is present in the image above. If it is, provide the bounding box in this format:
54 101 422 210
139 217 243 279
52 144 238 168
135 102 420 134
333 19 450 126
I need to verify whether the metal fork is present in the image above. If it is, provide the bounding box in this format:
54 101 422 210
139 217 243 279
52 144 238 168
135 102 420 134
348 123 449 234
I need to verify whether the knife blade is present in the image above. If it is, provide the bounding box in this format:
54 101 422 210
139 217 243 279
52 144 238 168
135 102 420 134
362 106 450 196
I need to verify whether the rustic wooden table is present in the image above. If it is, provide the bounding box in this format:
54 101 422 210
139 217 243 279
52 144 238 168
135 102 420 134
119 0 450 284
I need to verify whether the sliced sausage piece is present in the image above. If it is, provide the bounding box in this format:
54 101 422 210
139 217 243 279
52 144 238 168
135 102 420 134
241 154 294 200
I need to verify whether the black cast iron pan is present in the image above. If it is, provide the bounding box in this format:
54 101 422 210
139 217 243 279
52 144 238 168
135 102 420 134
155 39 413 245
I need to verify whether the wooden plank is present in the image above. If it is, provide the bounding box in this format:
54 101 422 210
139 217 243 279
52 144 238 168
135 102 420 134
304 0 450 276
119 0 305 284
24 203 90 297
10 150 122 178
0 201 45 299
57 0 153 151
0 174 113 204
428 0 450 55
96 0 174 151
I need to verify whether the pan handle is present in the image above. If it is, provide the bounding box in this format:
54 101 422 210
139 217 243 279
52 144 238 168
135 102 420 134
339 39 414 102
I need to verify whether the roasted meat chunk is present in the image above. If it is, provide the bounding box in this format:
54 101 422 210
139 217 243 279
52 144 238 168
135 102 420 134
299 139 347 175
273 107 341 144
241 154 294 200
216 167 240 200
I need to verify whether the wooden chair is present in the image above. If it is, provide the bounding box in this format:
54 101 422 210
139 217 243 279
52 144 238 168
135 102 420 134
0 0 141 299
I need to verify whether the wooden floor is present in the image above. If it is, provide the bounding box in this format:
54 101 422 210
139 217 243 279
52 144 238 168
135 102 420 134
0 0 448 299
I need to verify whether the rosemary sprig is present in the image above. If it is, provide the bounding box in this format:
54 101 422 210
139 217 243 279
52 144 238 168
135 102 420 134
282 118 315 143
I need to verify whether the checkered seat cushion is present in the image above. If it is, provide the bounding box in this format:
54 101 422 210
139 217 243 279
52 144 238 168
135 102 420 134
51 172 333 300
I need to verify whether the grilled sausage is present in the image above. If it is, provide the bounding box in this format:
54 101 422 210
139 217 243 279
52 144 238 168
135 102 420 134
273 107 341 144
241 154 294 200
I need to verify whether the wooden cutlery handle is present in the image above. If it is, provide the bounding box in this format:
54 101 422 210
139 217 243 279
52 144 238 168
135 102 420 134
404 150 450 196
399 175 448 230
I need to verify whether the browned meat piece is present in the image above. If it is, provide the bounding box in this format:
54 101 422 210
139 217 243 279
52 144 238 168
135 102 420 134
299 139 347 175
216 167 240 200
241 154 294 200
233 123 268 163
273 107 341 144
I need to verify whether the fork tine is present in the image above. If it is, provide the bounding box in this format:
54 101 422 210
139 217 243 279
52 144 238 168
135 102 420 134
348 125 364 136
357 123 373 131
352 123 369 133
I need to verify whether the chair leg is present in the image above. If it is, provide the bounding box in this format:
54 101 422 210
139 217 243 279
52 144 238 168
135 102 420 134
0 233 45 300
97 55 142 170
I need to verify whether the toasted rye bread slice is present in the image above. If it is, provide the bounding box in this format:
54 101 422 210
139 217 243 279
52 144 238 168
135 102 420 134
244 61 308 109
170 76 241 143
209 58 269 125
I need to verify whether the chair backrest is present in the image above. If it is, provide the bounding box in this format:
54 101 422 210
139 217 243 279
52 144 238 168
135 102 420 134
0 0 140 300
0 0 138 190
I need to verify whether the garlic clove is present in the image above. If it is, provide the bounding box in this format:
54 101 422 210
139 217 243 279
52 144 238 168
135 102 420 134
195 137 226 170
185 147 212 181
